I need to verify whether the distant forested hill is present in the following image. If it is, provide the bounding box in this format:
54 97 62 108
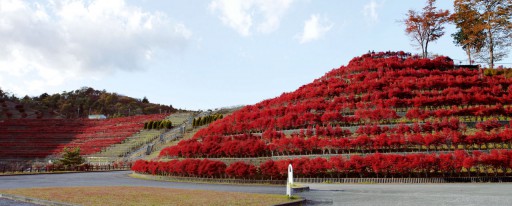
0 87 177 119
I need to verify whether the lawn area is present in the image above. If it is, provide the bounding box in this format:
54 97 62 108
0 186 295 206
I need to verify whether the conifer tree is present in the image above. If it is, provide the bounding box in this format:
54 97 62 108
59 147 85 168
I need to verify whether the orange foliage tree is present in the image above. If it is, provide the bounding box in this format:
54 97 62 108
404 0 451 58
453 0 511 68
452 0 486 65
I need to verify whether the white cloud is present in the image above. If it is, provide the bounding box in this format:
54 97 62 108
362 0 384 25
208 0 293 36
297 14 333 44
0 0 191 95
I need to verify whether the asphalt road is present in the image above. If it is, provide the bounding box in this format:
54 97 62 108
2 172 512 205
0 198 39 206
0 171 284 194
299 183 512 206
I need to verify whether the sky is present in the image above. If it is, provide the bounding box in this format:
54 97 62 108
0 0 511 110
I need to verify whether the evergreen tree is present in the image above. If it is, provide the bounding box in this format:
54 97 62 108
142 96 149 104
152 120 159 129
58 147 85 168
165 120 173 129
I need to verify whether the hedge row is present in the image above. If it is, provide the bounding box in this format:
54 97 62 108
144 120 172 130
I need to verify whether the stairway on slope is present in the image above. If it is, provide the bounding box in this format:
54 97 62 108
86 112 198 164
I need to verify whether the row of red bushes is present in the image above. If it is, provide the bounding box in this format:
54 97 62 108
137 149 512 179
195 101 512 136
193 71 512 136
160 122 512 158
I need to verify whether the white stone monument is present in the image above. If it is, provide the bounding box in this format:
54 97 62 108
286 164 293 197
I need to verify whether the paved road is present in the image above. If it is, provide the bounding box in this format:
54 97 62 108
299 183 512 205
0 198 39 206
0 171 284 194
2 172 512 205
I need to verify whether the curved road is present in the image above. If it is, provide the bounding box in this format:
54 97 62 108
0 198 38 206
0 171 283 194
2 172 512 205
300 183 512 206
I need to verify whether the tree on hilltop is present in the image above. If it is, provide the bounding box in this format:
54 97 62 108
404 0 451 58
453 0 511 68
0 88 7 99
452 0 486 65
0 87 177 119
142 96 149 104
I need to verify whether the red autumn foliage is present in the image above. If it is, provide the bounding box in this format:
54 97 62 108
0 114 166 158
151 52 512 180
136 149 512 179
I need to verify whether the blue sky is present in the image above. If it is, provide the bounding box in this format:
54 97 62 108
0 0 511 110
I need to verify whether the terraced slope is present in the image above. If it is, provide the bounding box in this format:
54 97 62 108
135 52 512 179
92 130 166 158
0 114 166 161
87 112 199 164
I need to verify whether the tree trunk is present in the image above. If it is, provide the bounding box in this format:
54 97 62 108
488 24 494 68
420 40 426 58
466 47 472 65
424 40 429 58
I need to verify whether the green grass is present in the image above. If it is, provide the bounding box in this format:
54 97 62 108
144 126 205 160
166 112 195 126
290 183 304 188
358 181 377 184
0 186 296 206
92 130 165 158
89 112 196 160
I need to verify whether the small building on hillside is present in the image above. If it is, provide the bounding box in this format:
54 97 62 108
88 114 107 119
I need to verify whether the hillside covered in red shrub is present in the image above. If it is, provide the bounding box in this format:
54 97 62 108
138 51 512 179
0 114 166 160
